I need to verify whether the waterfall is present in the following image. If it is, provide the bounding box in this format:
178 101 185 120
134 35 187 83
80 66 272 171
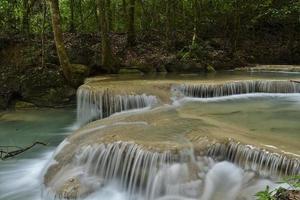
45 141 281 200
77 86 157 125
74 142 176 195
46 142 184 199
208 141 300 177
179 80 300 98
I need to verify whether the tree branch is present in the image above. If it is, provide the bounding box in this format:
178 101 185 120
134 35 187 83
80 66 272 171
0 142 47 160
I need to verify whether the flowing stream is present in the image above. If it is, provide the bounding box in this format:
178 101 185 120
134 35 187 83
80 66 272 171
0 109 75 200
0 72 300 200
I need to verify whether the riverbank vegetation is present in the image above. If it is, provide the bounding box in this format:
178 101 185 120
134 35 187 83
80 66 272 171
256 175 300 200
0 0 299 109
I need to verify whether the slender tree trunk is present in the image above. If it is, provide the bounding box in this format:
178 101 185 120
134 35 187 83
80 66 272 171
152 0 159 29
47 0 72 81
106 0 112 31
94 0 100 32
97 0 115 72
139 0 150 32
192 0 201 45
122 0 127 30
69 0 76 32
41 0 47 68
166 0 171 47
166 0 176 49
78 0 85 30
127 0 136 46
22 0 30 35
122 0 127 19
8 0 18 32
232 0 240 54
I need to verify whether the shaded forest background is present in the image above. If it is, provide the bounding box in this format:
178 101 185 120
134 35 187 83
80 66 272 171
0 0 300 109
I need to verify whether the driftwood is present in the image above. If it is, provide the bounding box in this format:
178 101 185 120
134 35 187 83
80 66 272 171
0 142 47 160
290 80 300 84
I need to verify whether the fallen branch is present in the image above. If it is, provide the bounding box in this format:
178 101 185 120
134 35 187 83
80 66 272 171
0 142 47 160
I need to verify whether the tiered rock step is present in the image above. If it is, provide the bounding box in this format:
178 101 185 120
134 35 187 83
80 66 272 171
77 77 300 124
45 77 300 199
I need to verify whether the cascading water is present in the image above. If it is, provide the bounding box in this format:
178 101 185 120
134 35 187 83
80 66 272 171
44 78 300 199
77 86 157 125
2 75 300 200
179 80 300 98
208 142 300 177
46 142 179 199
44 141 281 200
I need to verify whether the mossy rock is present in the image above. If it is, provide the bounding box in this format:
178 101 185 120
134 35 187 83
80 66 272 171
23 86 76 107
69 64 90 87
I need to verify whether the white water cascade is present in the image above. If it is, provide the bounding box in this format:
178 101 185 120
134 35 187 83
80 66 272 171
45 79 300 199
208 142 300 177
44 142 280 200
77 86 157 125
179 80 300 98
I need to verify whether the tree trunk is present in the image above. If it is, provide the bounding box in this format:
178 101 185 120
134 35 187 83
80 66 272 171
152 0 159 29
94 0 100 32
106 0 112 31
192 0 201 45
122 0 127 30
232 0 241 55
22 0 30 35
97 0 115 72
8 0 18 32
47 0 72 82
166 0 171 47
69 0 76 32
166 0 176 49
41 0 47 68
127 0 136 46
122 0 127 19
78 0 85 30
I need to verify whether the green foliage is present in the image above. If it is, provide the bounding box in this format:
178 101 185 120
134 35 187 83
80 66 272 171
179 43 209 61
255 175 300 200
255 186 276 200
0 0 299 55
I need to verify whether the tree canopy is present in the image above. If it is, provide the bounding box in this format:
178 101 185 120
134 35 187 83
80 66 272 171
1 0 299 42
